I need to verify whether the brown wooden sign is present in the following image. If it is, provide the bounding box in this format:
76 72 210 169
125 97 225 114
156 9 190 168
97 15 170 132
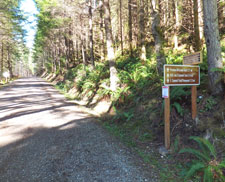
183 51 202 65
164 65 200 86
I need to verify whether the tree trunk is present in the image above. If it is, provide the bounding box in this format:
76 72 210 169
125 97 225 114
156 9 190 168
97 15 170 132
53 47 57 73
76 36 79 61
217 0 225 35
81 38 87 66
102 0 119 92
119 0 123 55
150 2 166 76
64 36 69 69
80 15 87 66
173 0 180 49
133 0 138 49
139 0 146 61
51 51 54 73
1 42 3 78
99 6 106 61
203 0 223 95
198 0 204 40
88 0 95 68
193 0 201 51
7 46 13 78
128 0 133 57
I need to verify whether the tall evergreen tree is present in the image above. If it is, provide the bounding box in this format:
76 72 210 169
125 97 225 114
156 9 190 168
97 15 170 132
203 0 223 95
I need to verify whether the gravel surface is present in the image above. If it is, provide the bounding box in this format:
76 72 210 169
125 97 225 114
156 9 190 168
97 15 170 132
0 78 158 182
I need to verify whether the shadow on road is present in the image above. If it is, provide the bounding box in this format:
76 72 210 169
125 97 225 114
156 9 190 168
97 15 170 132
0 78 155 182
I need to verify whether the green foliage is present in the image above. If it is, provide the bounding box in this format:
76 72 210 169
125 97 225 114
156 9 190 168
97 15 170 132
117 56 158 91
170 86 191 100
139 132 153 142
172 135 180 153
103 121 136 147
112 108 134 122
211 67 225 74
170 86 190 116
179 136 225 182
166 51 185 64
204 97 217 111
172 102 184 116
162 86 190 116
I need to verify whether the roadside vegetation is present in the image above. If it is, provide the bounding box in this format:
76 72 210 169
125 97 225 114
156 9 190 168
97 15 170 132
34 0 224 181
1 0 224 181
50 44 225 181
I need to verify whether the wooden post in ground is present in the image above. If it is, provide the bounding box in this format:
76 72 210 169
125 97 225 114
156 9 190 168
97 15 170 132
165 86 170 149
192 85 197 120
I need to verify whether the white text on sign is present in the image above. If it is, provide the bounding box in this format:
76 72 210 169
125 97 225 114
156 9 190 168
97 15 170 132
164 65 200 86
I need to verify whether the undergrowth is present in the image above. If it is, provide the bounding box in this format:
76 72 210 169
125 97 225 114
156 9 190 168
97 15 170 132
48 45 225 182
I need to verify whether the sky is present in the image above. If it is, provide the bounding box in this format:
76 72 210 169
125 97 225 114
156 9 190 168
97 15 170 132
20 0 38 49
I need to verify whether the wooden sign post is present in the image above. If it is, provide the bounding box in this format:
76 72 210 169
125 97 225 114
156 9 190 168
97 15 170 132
162 86 170 149
192 86 197 119
162 52 202 149
183 52 202 120
163 65 200 149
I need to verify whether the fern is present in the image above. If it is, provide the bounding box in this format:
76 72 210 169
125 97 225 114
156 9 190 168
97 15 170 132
170 86 190 100
218 160 225 169
179 148 210 162
203 166 213 182
185 162 205 179
190 136 216 158
179 137 225 181
172 102 184 116
163 86 190 116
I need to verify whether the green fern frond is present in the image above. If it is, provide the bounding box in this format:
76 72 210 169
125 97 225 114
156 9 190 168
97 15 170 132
172 102 184 116
185 162 205 179
197 137 216 158
170 86 190 100
203 166 213 182
218 160 225 169
189 136 211 158
179 148 210 162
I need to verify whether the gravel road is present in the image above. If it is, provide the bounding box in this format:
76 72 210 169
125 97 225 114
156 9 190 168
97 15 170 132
0 78 158 182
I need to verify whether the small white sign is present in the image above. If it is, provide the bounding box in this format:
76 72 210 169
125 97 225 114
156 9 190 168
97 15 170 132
162 86 169 98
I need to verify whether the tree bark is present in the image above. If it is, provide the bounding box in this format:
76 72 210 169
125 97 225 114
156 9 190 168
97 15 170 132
150 1 166 76
88 0 95 68
119 0 123 55
198 0 204 40
133 0 138 49
80 15 87 65
217 0 225 35
99 5 106 61
7 45 13 78
1 42 3 78
102 0 119 92
203 0 223 95
172 0 180 49
139 0 146 61
81 38 87 66
193 0 201 51
128 0 133 57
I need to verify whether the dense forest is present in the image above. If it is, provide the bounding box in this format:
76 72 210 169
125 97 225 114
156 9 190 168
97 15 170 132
0 0 225 181
32 0 224 94
0 0 32 80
